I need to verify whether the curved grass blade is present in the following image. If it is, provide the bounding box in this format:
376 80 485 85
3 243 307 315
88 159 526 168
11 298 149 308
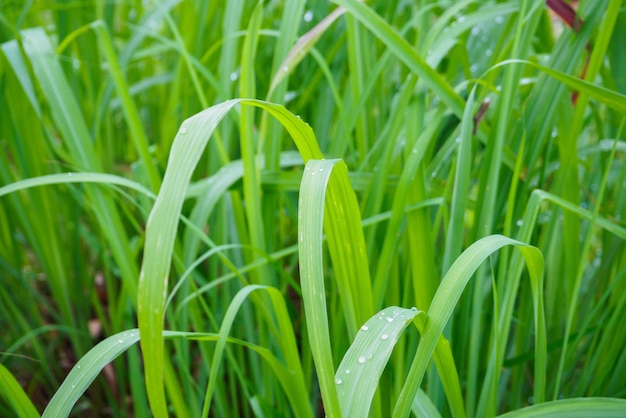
42 330 141 417
332 306 466 417
41 327 311 418
393 235 545 418
139 99 369 416
201 285 313 418
0 172 155 200
298 158 343 417
139 100 237 416
334 306 420 417
331 0 465 118
0 363 40 418
298 156 377 417
496 397 626 418
492 59 626 113
412 389 443 418
269 6 347 95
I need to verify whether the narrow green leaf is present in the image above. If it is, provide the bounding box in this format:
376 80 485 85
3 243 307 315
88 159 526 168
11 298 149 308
298 158 343 417
494 59 626 113
269 6 346 95
335 306 419 417
0 363 40 418
393 235 545 418
331 0 465 118
496 397 626 418
42 330 140 417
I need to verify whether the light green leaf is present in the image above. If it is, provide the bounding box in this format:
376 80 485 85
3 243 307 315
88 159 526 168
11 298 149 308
335 306 420 417
394 235 545 418
0 363 40 418
496 397 626 418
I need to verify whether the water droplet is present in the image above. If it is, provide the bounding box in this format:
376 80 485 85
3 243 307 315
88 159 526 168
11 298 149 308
495 16 504 24
361 325 368 331
180 127 187 134
411 307 417 311
230 71 238 82
72 384 76 389
303 10 314 22
458 16 466 23
485 49 492 57
358 356 366 364
471 27 481 36
345 369 351 374
118 339 123 343
516 219 523 227
470 64 478 73
68 172 73 177
386 317 394 323
282 66 289 72
318 168 323 172
335 378 343 385
381 334 389 340
76 365 81 369
311 171 315 176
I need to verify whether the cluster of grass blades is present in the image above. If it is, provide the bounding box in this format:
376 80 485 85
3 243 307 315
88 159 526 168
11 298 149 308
2 0 626 416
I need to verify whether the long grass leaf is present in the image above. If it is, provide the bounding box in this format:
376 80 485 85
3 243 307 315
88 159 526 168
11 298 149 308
0 363 40 418
393 235 545 418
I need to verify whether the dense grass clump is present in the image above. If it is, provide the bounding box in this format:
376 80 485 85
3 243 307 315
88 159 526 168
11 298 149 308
1 0 626 416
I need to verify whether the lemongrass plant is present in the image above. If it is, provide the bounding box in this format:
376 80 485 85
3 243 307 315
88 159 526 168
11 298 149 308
1 0 626 417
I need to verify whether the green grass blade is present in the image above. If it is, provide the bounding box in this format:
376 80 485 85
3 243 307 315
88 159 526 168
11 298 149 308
496 398 626 418
42 330 140 417
298 158 343 417
0 172 155 200
202 284 313 418
331 0 465 118
268 6 345 96
334 306 420 417
0 363 40 418
393 235 545 418
139 100 237 416
139 98 328 415
493 59 626 113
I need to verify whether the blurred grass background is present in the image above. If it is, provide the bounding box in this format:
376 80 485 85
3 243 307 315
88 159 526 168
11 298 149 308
1 0 626 416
